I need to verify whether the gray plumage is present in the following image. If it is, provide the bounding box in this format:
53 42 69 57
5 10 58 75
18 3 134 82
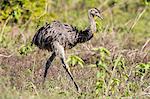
32 8 103 92
32 21 93 51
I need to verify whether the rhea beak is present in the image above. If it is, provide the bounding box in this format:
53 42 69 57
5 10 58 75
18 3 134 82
96 14 103 20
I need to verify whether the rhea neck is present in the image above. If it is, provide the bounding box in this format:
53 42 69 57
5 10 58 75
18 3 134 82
88 12 96 33
77 11 97 43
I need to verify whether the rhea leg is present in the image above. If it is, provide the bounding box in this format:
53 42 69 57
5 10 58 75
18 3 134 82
43 52 56 83
53 41 80 92
60 58 80 92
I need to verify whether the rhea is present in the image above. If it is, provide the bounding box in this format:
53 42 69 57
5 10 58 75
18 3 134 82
32 8 103 92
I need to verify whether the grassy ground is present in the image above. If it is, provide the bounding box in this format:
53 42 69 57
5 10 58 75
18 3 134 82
0 0 150 99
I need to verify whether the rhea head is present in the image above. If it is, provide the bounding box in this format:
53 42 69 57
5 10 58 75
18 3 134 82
88 8 103 20
87 8 103 35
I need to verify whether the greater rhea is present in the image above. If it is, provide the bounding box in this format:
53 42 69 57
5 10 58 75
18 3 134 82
32 8 103 92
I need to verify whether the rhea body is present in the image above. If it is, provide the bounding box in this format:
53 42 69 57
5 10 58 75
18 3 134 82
32 8 103 92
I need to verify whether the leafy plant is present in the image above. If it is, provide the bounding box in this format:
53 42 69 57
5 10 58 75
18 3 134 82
93 47 110 61
94 47 110 96
94 47 132 97
18 43 33 55
67 55 84 68
136 62 150 75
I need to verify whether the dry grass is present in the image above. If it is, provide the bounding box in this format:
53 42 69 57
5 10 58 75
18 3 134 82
0 32 149 98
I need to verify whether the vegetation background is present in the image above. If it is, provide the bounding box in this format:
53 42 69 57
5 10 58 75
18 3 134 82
0 0 150 98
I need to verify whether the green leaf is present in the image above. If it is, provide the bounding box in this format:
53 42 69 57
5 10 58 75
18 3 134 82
112 78 120 85
78 61 84 68
97 61 107 68
114 55 122 67
18 43 33 55
100 47 110 56
67 55 84 67
97 71 101 78
72 58 77 66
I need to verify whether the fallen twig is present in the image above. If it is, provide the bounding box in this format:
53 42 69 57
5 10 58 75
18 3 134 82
0 53 13 58
141 39 150 52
